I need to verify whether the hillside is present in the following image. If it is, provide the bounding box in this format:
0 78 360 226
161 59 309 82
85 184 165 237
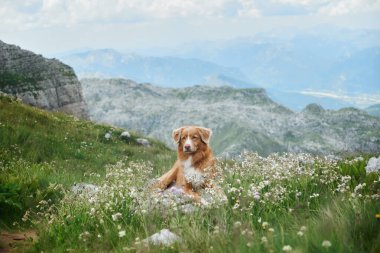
81 78 380 156
0 40 88 118
0 93 175 225
1 88 379 253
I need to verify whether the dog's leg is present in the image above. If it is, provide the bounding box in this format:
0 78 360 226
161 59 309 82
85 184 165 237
156 163 179 190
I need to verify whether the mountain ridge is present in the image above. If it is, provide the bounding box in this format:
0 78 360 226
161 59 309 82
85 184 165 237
81 78 380 156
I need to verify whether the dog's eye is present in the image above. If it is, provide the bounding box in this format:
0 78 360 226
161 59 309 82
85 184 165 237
192 136 198 140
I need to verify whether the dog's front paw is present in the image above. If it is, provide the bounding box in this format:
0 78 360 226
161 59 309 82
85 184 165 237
146 179 165 190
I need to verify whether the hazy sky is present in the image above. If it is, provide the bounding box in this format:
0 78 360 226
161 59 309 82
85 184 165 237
1 0 380 56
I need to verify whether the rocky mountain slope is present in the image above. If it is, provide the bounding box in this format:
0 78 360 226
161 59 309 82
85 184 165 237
81 78 380 156
0 40 88 118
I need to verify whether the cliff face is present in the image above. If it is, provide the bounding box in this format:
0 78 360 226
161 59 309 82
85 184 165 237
80 78 380 156
0 40 88 118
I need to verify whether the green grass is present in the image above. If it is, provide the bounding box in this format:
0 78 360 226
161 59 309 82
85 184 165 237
0 94 176 227
1 94 379 253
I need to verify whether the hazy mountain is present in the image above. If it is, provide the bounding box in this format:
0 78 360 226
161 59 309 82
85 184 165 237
366 104 380 118
176 29 380 110
81 78 380 156
60 28 380 111
177 28 380 93
60 49 248 87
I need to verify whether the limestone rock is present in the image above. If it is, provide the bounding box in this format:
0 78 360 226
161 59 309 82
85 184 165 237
365 157 380 173
120 131 131 139
142 229 180 246
136 138 150 147
104 132 112 140
0 40 88 118
140 183 227 215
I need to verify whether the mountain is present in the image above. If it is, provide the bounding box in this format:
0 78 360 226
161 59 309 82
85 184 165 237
58 28 380 111
176 30 380 110
0 40 88 118
59 49 248 87
81 78 380 156
366 104 380 118
177 28 380 94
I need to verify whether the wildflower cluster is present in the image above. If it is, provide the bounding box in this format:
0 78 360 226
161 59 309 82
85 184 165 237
221 152 380 212
20 153 380 252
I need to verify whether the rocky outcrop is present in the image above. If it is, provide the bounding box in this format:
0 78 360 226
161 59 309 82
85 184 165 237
0 40 88 118
366 157 380 173
81 78 380 156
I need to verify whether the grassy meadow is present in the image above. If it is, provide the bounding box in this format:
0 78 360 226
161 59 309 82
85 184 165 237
1 94 379 252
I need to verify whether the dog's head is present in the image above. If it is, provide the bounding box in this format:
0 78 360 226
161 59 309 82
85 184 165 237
172 126 212 154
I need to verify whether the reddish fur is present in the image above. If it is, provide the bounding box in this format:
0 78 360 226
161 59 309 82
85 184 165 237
156 126 215 200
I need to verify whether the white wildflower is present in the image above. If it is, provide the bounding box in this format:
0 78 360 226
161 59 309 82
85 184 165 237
112 212 122 221
262 221 269 229
118 230 126 238
354 183 366 193
322 240 332 248
261 236 268 244
282 245 292 252
233 221 242 228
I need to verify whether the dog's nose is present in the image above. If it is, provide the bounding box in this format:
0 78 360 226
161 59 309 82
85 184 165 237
184 144 191 150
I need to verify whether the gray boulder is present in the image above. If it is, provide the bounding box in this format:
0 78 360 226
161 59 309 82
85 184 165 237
139 181 227 215
142 229 180 246
365 157 380 173
136 138 150 147
104 132 112 140
120 131 131 139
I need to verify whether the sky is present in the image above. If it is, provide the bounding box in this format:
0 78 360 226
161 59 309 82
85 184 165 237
1 0 380 56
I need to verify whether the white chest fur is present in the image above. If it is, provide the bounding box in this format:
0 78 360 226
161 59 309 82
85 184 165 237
182 156 206 191
182 157 194 171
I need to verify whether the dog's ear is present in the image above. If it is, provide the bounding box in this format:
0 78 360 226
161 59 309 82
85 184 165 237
198 127 212 145
172 127 184 144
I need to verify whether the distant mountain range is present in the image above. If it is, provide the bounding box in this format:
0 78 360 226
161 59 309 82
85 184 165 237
81 78 380 156
59 28 380 111
60 49 249 88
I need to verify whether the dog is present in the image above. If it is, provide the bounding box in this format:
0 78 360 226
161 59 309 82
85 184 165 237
155 126 215 201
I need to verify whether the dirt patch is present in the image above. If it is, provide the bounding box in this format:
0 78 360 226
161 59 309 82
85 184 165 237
0 230 37 253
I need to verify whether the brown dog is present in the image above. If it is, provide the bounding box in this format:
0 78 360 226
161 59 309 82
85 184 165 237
156 126 215 200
